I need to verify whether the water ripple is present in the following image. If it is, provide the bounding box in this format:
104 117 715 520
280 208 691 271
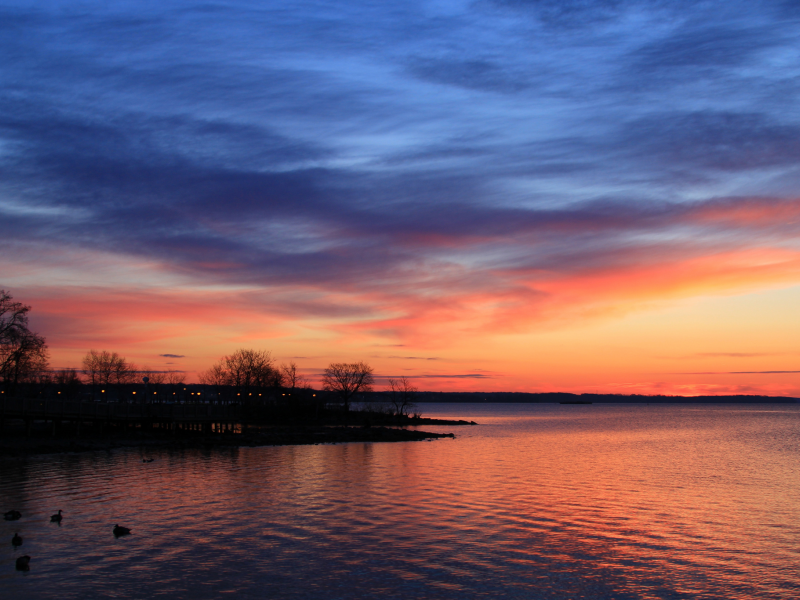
2 404 800 598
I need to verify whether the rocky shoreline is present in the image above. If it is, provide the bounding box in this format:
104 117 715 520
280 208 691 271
0 421 474 458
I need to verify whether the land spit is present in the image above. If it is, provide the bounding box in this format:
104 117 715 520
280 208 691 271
0 419 476 458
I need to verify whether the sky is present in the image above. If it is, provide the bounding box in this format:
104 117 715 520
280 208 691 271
2 0 800 395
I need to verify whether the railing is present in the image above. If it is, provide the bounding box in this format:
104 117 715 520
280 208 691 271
0 397 241 422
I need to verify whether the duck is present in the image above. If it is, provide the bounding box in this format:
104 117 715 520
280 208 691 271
12 533 22 547
50 510 63 523
4 510 21 521
113 524 131 537
15 555 30 571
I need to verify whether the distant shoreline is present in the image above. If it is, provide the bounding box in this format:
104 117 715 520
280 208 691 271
412 393 800 403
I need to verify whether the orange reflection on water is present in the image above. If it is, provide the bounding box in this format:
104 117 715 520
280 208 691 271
4 405 800 599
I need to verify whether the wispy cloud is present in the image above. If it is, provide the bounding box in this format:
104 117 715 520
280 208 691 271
694 353 782 358
3 1 800 393
681 371 800 375
410 374 493 379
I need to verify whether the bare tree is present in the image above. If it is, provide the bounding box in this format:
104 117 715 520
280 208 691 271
280 361 306 391
322 361 374 412
165 369 186 401
198 364 225 401
140 366 165 402
82 350 107 387
55 368 83 399
0 290 29 341
113 356 137 386
387 376 418 417
82 350 136 395
223 349 276 393
198 364 224 386
200 349 278 403
165 370 186 385
0 290 49 393
140 367 166 386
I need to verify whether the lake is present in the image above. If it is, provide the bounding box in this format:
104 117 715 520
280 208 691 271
3 403 800 599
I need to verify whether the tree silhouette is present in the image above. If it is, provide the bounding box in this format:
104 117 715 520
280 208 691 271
322 361 374 412
82 350 137 397
280 361 306 391
54 368 82 399
0 290 49 393
387 376 418 417
199 349 278 402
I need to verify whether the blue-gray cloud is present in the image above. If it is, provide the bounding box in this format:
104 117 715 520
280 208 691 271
2 0 800 315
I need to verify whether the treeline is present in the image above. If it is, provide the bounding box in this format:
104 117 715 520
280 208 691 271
1 290 420 417
4 290 798 408
3 348 417 419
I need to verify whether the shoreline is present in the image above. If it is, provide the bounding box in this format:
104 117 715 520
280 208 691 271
0 420 475 458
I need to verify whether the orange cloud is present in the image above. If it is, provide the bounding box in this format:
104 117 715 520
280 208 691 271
10 196 800 394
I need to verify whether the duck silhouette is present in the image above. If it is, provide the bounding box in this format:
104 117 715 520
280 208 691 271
15 555 30 571
113 524 131 537
50 510 63 523
12 533 22 547
4 510 21 521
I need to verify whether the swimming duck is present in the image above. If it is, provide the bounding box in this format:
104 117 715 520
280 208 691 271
113 524 131 537
50 510 63 523
4 510 21 521
12 533 22 547
15 555 30 571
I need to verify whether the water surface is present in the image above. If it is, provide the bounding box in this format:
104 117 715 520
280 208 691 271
2 404 799 599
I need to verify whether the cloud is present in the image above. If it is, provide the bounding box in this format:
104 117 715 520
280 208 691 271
11 195 800 354
605 380 800 397
159 354 186 358
618 112 800 172
634 23 778 70
695 352 781 358
408 58 530 94
4 0 800 388
490 0 629 28
681 371 800 375
408 374 493 379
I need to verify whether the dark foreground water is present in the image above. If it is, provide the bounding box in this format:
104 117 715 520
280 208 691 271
2 403 800 599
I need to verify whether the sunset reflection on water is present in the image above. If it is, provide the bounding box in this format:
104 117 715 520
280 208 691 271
3 404 799 599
